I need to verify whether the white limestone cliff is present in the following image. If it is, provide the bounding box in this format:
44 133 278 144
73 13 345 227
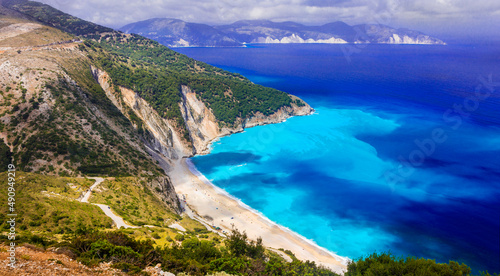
91 66 313 159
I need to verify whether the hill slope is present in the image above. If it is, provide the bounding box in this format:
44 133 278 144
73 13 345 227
120 17 240 47
1 0 311 164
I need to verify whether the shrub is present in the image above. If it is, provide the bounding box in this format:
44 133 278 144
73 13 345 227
345 253 471 276
225 229 264 259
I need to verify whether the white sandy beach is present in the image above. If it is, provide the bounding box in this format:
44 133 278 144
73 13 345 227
168 158 348 274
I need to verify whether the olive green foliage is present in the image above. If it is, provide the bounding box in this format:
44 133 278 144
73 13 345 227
0 172 112 240
58 228 483 276
226 229 264 259
345 253 472 276
67 228 158 271
0 139 12 172
4 0 112 36
57 228 337 276
293 99 305 107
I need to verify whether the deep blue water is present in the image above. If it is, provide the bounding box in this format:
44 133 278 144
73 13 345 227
175 44 500 273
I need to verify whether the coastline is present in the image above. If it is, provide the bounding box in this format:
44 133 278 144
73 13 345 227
167 157 348 274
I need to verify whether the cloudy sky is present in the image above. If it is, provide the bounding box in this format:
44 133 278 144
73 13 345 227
36 0 500 38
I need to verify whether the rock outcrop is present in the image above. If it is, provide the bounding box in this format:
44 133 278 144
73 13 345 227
146 176 182 214
179 85 313 154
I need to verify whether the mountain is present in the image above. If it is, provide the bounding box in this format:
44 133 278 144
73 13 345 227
120 18 446 47
355 24 445 44
120 18 240 47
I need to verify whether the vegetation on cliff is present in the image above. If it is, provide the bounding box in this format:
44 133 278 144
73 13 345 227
0 139 12 172
345 253 473 276
4 0 297 126
12 227 339 276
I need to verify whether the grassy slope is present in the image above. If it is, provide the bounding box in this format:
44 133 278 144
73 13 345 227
89 177 180 227
0 18 74 47
0 172 112 240
0 171 219 246
89 177 223 246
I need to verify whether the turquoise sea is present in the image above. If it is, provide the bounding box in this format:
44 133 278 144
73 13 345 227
175 43 500 273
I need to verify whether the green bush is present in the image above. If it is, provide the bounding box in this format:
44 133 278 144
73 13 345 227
345 253 471 276
79 239 141 262
225 229 264 259
209 257 251 274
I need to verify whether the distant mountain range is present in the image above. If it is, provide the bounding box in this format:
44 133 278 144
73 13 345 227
120 18 446 47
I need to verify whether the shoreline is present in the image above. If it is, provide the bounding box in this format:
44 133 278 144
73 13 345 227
195 107 316 156
167 157 348 274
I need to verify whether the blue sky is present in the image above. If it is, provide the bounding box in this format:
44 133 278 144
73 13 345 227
36 0 500 38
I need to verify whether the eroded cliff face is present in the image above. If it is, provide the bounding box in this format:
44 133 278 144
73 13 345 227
92 66 313 158
147 176 182 214
243 94 313 127
179 85 313 155
91 66 193 160
179 85 222 154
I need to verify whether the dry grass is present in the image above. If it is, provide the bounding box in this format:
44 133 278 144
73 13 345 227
0 244 125 275
0 172 113 239
89 177 180 227
0 16 74 47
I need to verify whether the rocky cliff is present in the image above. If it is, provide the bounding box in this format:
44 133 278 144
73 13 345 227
146 176 182 213
92 66 313 158
90 66 193 160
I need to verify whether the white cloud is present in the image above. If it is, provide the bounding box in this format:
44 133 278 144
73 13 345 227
34 0 500 37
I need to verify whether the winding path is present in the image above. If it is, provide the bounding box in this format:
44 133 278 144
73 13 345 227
80 177 104 203
94 204 137 229
80 177 137 229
